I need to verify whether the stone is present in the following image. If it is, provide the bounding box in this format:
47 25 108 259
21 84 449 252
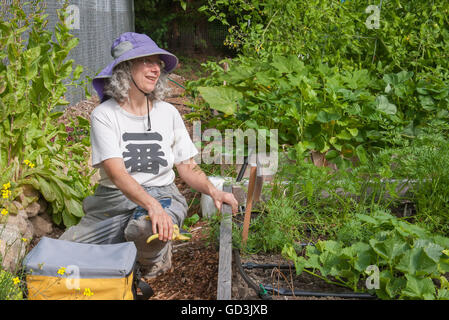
22 184 40 198
25 201 41 218
37 198 48 214
12 200 24 211
6 210 33 241
29 215 53 238
0 223 28 273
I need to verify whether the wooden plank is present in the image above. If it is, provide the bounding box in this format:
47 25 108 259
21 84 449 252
242 166 257 246
252 175 264 203
217 185 233 300
231 185 246 206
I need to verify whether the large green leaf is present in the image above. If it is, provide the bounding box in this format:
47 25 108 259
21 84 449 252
369 236 409 264
35 174 56 202
198 86 242 115
401 275 435 300
271 55 304 74
375 95 397 115
396 246 439 276
316 110 341 123
62 209 79 228
352 242 374 272
63 197 84 218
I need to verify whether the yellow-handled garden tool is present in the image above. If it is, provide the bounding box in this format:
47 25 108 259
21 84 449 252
146 224 191 244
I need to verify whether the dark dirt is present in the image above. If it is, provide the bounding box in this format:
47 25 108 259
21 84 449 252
232 251 366 300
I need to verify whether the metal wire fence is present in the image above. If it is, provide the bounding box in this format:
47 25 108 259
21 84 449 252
1 0 135 107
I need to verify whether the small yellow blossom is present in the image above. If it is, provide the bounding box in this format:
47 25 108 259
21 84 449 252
83 288 94 296
2 189 11 199
23 160 35 168
1 208 8 216
2 182 11 190
21 238 28 242
13 277 20 285
57 267 66 276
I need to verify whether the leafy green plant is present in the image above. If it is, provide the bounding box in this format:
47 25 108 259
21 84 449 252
200 0 449 76
0 0 94 227
282 210 449 300
188 0 449 168
188 55 449 168
182 213 200 231
359 131 449 234
233 197 304 253
0 269 23 300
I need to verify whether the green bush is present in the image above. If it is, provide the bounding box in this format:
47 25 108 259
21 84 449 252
200 0 449 76
0 270 23 300
0 0 95 228
188 0 449 166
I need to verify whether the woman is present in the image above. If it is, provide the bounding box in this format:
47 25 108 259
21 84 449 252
60 32 238 279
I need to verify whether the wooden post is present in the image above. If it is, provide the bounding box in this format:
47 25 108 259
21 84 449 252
252 174 264 203
217 185 233 300
241 165 257 246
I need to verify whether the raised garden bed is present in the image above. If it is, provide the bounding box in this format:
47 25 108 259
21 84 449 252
217 188 376 301
216 173 447 301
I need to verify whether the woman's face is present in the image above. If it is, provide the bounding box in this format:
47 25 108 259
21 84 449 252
130 55 164 93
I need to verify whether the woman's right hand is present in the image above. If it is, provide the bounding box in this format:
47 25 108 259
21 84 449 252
102 158 175 242
146 201 174 242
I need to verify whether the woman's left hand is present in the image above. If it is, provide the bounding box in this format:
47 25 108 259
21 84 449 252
211 190 239 215
175 158 239 215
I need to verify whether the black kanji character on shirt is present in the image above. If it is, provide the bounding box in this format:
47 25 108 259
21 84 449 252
122 132 168 174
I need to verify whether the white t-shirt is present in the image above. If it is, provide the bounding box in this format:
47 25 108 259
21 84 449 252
90 98 199 188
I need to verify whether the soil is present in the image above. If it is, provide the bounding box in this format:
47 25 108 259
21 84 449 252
232 252 368 301
146 221 219 300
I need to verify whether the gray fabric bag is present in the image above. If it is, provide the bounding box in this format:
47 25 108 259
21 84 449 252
22 237 152 300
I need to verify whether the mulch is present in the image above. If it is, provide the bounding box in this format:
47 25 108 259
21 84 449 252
146 221 219 300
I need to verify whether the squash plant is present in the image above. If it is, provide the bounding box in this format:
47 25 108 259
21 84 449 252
282 211 449 300
188 55 411 167
0 0 94 228
189 0 449 167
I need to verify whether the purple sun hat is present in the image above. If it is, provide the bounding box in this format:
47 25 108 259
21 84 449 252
92 32 178 100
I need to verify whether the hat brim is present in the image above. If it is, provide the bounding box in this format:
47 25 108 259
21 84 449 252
93 46 178 100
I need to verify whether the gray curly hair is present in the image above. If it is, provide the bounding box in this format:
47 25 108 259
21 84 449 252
103 59 171 103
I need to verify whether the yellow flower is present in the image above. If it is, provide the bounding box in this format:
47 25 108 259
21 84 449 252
1 208 8 216
83 288 94 297
2 182 11 190
23 160 35 168
2 189 11 199
13 277 20 285
21 238 28 242
57 267 66 276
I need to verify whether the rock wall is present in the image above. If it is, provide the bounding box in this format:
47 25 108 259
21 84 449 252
0 186 54 272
